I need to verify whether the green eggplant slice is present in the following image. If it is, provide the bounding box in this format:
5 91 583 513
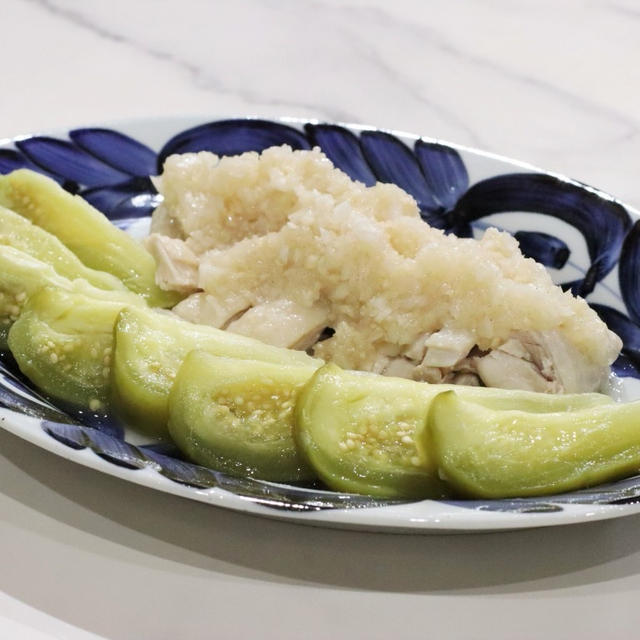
168 351 316 481
0 169 182 307
295 364 613 499
426 390 640 499
111 306 322 437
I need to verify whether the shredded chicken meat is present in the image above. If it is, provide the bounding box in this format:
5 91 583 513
146 145 622 394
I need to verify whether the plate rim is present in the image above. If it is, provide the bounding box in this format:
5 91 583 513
3 408 640 534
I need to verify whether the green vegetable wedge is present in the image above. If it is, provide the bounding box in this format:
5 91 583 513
0 245 141 350
295 364 614 499
8 287 144 412
168 351 316 481
426 390 640 498
111 306 322 437
0 169 181 307
0 204 127 292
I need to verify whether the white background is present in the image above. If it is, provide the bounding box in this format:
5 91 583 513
2 1 640 638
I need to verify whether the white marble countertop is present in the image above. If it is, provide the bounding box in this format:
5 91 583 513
2 1 640 638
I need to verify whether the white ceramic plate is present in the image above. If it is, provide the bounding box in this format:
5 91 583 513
2 116 640 534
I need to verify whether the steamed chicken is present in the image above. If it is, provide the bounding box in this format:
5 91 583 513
145 145 621 394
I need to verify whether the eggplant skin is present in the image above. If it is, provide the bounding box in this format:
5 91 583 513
428 390 640 499
7 288 134 412
295 364 614 500
168 351 316 482
0 169 182 307
111 306 321 437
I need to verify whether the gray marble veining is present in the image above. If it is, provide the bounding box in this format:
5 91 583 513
3 0 638 212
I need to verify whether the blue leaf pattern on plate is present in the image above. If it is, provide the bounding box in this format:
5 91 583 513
0 149 29 174
514 230 570 269
610 354 640 379
16 137 131 187
70 128 157 176
108 191 163 220
157 119 311 170
38 420 393 511
618 220 640 325
359 131 442 215
451 173 632 296
414 140 469 211
81 177 159 220
0 149 47 176
305 124 376 186
1 117 640 515
41 422 86 450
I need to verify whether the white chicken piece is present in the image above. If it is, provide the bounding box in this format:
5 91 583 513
145 234 199 294
473 331 610 393
381 357 417 379
172 291 250 329
421 329 476 368
520 330 608 392
473 344 559 393
226 299 328 350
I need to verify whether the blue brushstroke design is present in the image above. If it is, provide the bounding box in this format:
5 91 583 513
139 441 183 457
0 149 29 174
81 177 159 220
610 354 640 379
446 472 640 512
559 279 585 295
83 428 148 470
70 128 157 176
37 420 395 511
42 422 86 450
108 192 162 220
618 220 640 326
305 124 376 186
452 173 632 296
157 119 310 172
443 499 563 513
62 406 123 440
0 149 63 183
414 140 469 211
514 230 570 269
16 137 131 187
141 447 221 487
359 131 442 220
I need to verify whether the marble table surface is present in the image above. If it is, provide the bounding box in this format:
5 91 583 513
2 1 640 638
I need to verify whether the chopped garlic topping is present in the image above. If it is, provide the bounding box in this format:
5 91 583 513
149 145 622 392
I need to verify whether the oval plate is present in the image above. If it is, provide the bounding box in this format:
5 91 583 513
2 116 640 534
